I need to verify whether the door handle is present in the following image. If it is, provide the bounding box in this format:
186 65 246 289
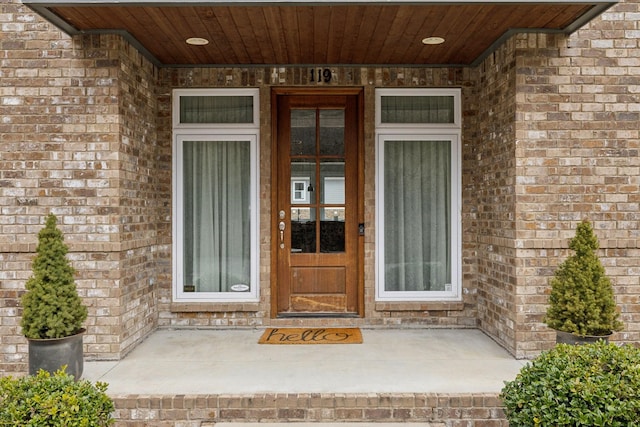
279 221 286 248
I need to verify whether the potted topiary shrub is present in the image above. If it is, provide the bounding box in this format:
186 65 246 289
0 368 114 426
500 341 640 426
544 219 623 344
21 213 88 379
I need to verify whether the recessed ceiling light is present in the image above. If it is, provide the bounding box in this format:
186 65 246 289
186 37 209 46
422 36 445 45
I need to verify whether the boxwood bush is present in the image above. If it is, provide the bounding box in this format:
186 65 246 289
500 341 640 426
0 369 114 426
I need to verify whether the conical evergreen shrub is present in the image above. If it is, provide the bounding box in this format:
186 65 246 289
21 214 88 339
545 219 623 336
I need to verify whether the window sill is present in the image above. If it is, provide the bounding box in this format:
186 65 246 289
170 302 261 313
375 301 465 312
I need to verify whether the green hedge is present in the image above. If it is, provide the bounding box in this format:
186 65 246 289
0 369 114 426
500 341 640 426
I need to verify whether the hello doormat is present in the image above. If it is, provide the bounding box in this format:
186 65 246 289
258 327 363 344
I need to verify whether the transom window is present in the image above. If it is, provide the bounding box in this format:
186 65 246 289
172 89 259 302
376 88 461 301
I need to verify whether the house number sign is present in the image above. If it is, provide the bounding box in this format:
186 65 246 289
310 68 332 83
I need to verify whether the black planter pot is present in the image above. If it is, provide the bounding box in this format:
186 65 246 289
555 330 611 345
27 329 85 379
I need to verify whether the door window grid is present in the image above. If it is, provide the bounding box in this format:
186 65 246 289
289 109 346 255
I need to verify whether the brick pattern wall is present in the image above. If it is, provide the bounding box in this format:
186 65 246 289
1 1 122 372
513 0 640 357
472 39 519 355
115 36 164 356
0 0 163 372
110 393 507 427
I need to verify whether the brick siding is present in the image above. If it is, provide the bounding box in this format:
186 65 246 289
110 392 507 427
472 38 520 355
512 1 640 357
0 1 163 370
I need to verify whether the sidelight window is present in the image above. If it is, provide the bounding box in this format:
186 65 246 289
376 89 461 301
172 89 259 302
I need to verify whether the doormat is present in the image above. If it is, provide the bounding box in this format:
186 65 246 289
258 327 363 344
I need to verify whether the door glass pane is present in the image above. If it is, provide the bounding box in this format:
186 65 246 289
182 140 251 293
320 208 345 253
320 160 345 253
384 140 451 291
291 208 316 253
320 161 345 204
319 109 344 156
291 160 316 204
291 110 316 156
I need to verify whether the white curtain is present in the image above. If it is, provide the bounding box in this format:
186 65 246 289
183 140 250 292
384 140 451 291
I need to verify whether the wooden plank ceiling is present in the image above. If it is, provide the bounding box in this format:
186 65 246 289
27 1 615 67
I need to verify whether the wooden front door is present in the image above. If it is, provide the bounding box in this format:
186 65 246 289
273 89 363 317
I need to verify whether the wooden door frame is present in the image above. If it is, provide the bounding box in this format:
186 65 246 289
270 87 365 318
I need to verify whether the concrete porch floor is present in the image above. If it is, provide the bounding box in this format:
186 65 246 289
83 328 526 395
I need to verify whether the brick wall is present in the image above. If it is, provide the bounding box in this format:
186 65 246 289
513 0 640 357
1 1 121 371
470 0 640 358
114 36 164 356
110 393 507 427
0 0 163 372
472 39 519 355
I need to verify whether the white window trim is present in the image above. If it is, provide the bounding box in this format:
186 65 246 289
375 88 462 302
172 89 260 303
